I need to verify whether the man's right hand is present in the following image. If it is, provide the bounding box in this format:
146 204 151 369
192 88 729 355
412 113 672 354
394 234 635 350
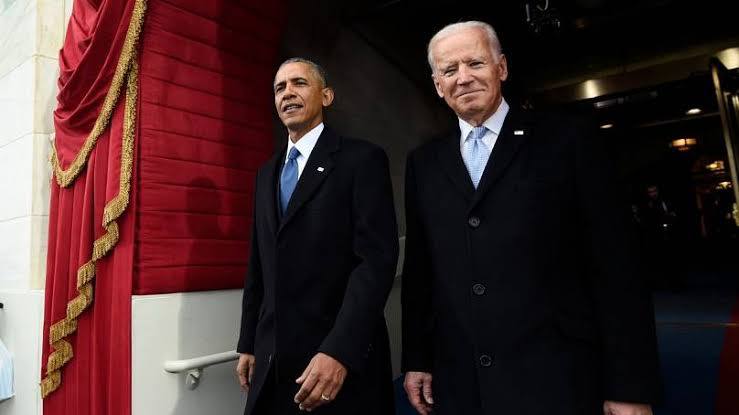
404 371 434 415
236 353 255 392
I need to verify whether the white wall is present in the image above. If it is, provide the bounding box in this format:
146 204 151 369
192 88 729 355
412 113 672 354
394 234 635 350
0 291 44 415
0 0 71 414
131 290 246 415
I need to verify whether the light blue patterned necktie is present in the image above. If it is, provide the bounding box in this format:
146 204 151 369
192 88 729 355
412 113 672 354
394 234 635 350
462 126 489 188
280 146 300 214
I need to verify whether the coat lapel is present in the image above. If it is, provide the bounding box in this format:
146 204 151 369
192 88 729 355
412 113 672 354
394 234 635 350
470 109 530 209
436 127 475 201
278 127 339 234
261 149 283 237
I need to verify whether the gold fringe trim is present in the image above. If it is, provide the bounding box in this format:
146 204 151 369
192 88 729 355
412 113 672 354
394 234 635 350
40 59 140 399
50 0 146 188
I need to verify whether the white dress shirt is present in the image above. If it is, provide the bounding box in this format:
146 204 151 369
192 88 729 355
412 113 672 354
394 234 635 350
285 123 324 179
458 98 510 156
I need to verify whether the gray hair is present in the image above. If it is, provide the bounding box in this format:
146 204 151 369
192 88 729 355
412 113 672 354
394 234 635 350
427 21 503 73
277 57 329 88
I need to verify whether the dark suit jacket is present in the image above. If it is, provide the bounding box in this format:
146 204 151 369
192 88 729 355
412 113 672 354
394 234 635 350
237 127 398 415
401 108 661 415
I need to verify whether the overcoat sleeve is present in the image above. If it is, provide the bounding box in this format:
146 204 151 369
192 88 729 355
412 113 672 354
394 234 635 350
400 151 435 373
318 146 399 373
237 171 264 354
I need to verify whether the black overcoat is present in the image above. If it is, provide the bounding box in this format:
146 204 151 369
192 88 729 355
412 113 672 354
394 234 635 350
238 127 398 415
401 109 662 415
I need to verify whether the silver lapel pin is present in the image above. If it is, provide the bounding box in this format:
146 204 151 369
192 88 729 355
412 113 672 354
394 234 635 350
514 130 525 136
317 167 325 172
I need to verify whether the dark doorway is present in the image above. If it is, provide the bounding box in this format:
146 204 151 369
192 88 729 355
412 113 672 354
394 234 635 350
552 73 738 291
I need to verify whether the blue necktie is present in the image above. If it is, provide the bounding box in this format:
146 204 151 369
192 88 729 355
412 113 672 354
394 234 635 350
462 126 489 188
280 147 300 214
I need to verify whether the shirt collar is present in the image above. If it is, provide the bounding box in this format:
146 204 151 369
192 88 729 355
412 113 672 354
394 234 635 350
286 122 324 162
458 98 509 141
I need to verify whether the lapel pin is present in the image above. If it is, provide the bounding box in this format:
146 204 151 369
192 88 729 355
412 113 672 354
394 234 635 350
514 130 525 136
317 167 325 172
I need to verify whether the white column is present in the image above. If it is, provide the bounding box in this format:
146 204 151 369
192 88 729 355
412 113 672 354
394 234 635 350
0 1 70 414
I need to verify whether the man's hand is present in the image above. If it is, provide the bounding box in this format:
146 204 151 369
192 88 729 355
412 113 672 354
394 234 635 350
604 400 653 415
404 371 433 415
294 352 347 411
236 353 255 392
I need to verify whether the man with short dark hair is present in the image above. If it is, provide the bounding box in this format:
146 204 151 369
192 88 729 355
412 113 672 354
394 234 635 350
401 21 661 415
236 58 397 414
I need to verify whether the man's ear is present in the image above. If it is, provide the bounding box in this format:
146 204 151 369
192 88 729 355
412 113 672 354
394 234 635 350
322 87 335 107
497 54 508 82
432 74 444 98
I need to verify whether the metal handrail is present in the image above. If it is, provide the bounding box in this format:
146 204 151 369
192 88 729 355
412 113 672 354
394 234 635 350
163 350 239 373
163 350 239 390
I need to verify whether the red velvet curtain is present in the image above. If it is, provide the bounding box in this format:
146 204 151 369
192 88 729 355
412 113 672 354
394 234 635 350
42 0 141 412
716 298 739 414
42 0 284 413
134 0 283 295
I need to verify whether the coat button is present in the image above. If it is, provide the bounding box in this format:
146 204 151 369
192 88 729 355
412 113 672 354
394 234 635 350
468 216 481 228
479 354 493 367
472 283 486 296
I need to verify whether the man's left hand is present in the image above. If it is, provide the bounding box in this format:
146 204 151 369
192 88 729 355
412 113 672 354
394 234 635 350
604 400 653 415
294 352 347 411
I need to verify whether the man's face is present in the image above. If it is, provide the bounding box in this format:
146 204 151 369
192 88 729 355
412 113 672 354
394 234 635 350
431 28 508 124
273 62 333 136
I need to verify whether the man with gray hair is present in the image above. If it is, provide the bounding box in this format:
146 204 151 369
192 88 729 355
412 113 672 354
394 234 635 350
401 21 661 415
236 57 397 414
